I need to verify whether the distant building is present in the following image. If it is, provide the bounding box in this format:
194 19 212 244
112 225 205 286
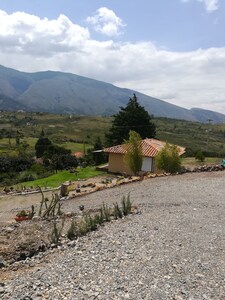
73 151 84 158
104 138 185 175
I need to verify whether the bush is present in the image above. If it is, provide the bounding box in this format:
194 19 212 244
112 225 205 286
195 150 205 162
29 163 46 175
67 218 77 240
155 142 181 173
77 218 89 236
18 171 38 182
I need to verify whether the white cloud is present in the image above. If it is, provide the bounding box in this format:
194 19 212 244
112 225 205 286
86 7 126 37
0 10 225 113
201 0 219 11
0 10 89 56
181 0 219 12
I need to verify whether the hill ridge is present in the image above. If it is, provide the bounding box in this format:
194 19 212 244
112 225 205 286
0 64 224 123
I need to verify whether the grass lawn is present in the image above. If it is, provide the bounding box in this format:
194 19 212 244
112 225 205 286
18 167 104 188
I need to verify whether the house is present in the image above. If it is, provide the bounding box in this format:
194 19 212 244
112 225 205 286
104 138 185 175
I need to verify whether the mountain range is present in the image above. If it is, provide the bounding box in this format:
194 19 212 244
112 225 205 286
0 64 224 123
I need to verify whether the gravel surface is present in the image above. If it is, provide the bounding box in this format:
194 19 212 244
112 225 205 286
1 171 225 299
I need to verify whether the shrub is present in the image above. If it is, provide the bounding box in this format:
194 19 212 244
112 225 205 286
77 218 89 236
94 213 103 226
86 215 98 231
195 150 205 162
29 163 46 175
155 143 181 173
18 171 38 182
67 218 77 240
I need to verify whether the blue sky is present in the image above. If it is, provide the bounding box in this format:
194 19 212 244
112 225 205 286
0 0 224 113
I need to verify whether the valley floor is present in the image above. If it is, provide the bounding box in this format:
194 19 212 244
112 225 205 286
1 171 225 299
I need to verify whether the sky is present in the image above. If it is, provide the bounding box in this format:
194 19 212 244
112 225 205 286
0 0 225 113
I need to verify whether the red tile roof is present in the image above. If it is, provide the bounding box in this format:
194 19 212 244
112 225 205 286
104 138 185 158
73 151 84 158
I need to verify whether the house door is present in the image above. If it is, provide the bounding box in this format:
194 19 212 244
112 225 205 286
141 157 153 172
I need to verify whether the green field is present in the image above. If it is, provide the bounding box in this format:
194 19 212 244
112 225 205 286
182 157 221 167
15 167 103 188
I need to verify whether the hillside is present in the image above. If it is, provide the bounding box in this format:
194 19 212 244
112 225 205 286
1 111 225 157
0 64 225 123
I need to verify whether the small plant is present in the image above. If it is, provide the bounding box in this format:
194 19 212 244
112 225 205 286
28 205 35 219
16 210 28 217
48 217 65 245
77 218 89 236
102 202 111 222
15 205 35 221
93 213 102 226
86 215 98 231
39 187 63 218
99 207 105 224
121 193 132 216
67 218 77 240
66 196 135 239
113 202 123 219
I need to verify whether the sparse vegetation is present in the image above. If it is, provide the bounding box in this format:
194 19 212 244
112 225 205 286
113 202 123 219
65 194 134 240
48 218 65 245
38 189 63 218
121 193 132 216
102 202 111 222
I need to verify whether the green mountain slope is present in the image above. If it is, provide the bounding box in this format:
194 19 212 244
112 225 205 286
0 64 224 123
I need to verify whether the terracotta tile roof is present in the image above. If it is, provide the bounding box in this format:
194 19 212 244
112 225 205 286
73 151 84 158
104 138 185 158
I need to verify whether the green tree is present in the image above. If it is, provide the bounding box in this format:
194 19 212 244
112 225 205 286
93 137 106 165
35 136 52 158
106 94 156 146
124 130 143 175
35 131 70 159
195 150 205 162
52 154 78 173
15 130 23 146
155 142 181 173
18 140 29 157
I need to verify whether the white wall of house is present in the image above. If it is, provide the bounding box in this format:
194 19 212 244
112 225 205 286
141 157 153 172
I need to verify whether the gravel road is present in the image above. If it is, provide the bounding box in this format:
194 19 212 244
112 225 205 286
1 171 225 299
